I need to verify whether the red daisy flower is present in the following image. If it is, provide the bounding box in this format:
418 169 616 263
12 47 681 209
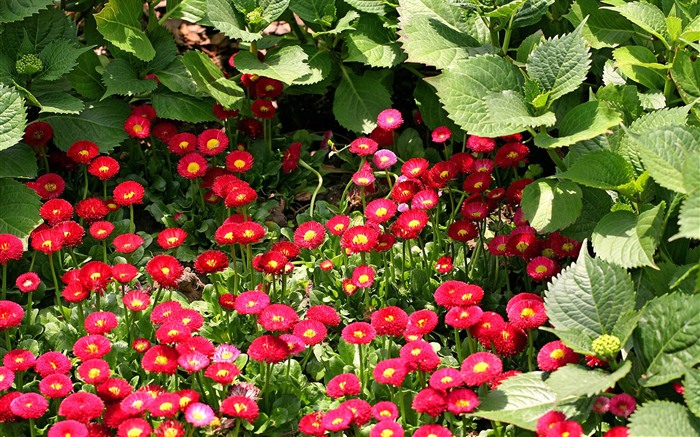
340 398 372 426
461 352 502 386
393 209 429 238
604 427 630 437
77 358 111 384
536 411 567 436
351 265 375 288
306 305 341 327
0 234 24 265
238 117 264 139
53 221 84 247
251 99 276 119
145 255 184 289
349 137 379 156
435 255 453 274
431 126 451 143
155 321 192 344
29 173 66 200
294 221 326 249
412 387 447 417
247 335 289 363
112 264 138 283
445 305 483 329
117 418 152 437
177 153 208 179
258 304 299 332
112 181 145 206
132 338 151 353
225 150 254 173
342 322 376 345
487 235 510 256
298 412 325 437
341 225 379 253
3 349 35 372
198 129 228 156
463 172 493 194
234 291 270 315
48 420 89 437
194 250 228 274
156 228 187 250
399 340 441 373
371 306 408 337
505 178 534 206
84 311 118 335
23 121 53 147
401 158 429 178
292 320 327 346
507 232 541 261
30 228 64 254
495 142 529 168
493 323 528 357
85 156 119 181
548 420 583 437
10 392 48 419
377 109 403 131
429 368 463 391
406 309 438 336
130 104 156 120
112 233 144 254
352 169 375 187
447 388 479 415
79 261 112 292
16 272 40 293
0 301 23 331
40 199 74 226
466 135 496 153
507 298 548 330
75 198 109 222
233 221 266 245
365 199 397 224
152 122 178 142
255 77 284 98
0 367 14 391
371 402 398 421
282 142 302 173
376 233 395 252
471 158 495 174
390 179 421 203
321 406 353 432
527 256 560 282
204 361 240 385
460 200 490 221
73 334 111 361
142 345 179 375
373 149 397 169
96 377 132 402
371 421 404 437
67 141 99 164
327 373 361 398
124 115 150 139
168 133 197 156
213 103 240 120
411 189 439 210
537 340 579 372
224 185 258 208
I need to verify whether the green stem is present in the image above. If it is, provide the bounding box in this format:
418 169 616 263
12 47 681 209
454 327 464 363
24 292 33 330
527 330 535 372
82 166 89 200
232 419 241 437
358 344 365 393
546 149 567 171
129 204 135 234
48 253 61 310
1 264 6 300
231 246 239 294
4 330 11 351
299 159 323 219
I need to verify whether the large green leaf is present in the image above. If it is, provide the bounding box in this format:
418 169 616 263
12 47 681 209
102 59 158 99
472 372 582 431
345 14 406 68
156 57 201 97
0 0 53 24
521 179 583 233
95 0 156 62
592 203 665 269
0 144 37 179
36 40 91 82
684 368 700 418
287 46 333 88
333 69 392 133
289 0 335 30
426 55 524 137
312 10 359 36
42 99 131 152
413 80 460 133
628 125 700 194
561 187 614 241
561 150 635 189
526 22 590 102
35 92 85 115
145 26 179 74
182 51 245 108
68 51 107 100
151 91 217 123
613 45 666 90
0 85 27 152
670 49 700 120
164 0 208 23
608 2 668 47
234 46 311 85
0 179 42 239
634 293 700 387
512 0 553 27
545 249 636 354
546 361 632 401
534 101 622 149
0 7 77 56
629 401 700 436
564 0 634 49
397 0 476 69
206 0 262 42
344 0 389 14
485 90 556 130
673 193 700 241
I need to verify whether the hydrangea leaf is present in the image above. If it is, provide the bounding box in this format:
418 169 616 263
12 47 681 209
526 22 590 102
67 51 107 100
425 55 524 137
633 293 700 387
151 90 217 123
545 248 635 351
333 68 392 133
345 14 406 68
671 190 700 241
485 90 556 129
343 0 389 15
0 178 42 239
0 144 37 179
34 92 85 115
164 0 208 23
561 150 635 190
206 0 262 42
234 46 311 85
534 101 622 149
512 0 553 27
684 368 700 418
629 401 700 436
289 0 336 30
0 0 54 24
156 57 202 97
42 98 132 152
0 7 77 56
0 85 27 152
546 361 632 401
102 59 159 99
564 0 634 49
95 0 156 62
413 80 460 134
521 179 583 233
182 50 245 108
670 50 700 120
607 2 668 47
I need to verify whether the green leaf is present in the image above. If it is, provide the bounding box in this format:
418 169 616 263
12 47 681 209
67 51 107 100
413 80 460 133
526 22 591 102
0 0 53 24
288 46 333 88
670 49 700 117
561 150 635 189
311 10 358 36
596 84 643 125
426 55 524 137
512 0 553 27
485 90 556 131
164 0 208 23
36 40 91 82
516 31 544 64
680 15 700 44
485 0 527 21
561 187 614 241
35 92 85 115
151 90 217 123
628 125 700 194
42 99 131 152
396 128 425 159
473 372 577 431
684 368 700 418
397 0 477 69
102 59 158 99
634 293 700 387
630 401 700 436
0 7 77 56
289 0 335 30
95 0 156 62
258 0 291 24
613 45 666 90
545 249 636 354
546 361 632 401
0 178 42 239
343 0 389 15
535 101 622 149
333 68 392 133
156 57 202 97
182 50 245 108
608 2 668 47
146 26 178 74
564 0 634 49
0 144 37 179
345 14 406 68
592 203 665 269
206 0 262 42
673 193 700 241
0 85 27 152
521 179 583 233
234 46 311 85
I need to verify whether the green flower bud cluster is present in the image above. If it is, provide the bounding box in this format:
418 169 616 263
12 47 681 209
16 54 43 76
591 334 621 359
